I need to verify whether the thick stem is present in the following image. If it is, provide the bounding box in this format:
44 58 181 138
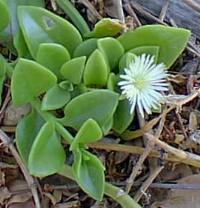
31 99 73 144
58 165 141 208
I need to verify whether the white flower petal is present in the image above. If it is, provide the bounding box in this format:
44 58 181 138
118 54 168 117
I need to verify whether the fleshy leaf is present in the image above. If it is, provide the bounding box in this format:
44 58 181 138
97 37 124 70
60 56 86 84
61 89 119 130
119 52 137 73
73 38 97 58
118 25 191 68
55 0 90 35
83 49 109 86
0 0 10 31
113 100 134 134
11 58 57 106
18 6 82 58
85 18 123 38
101 116 113 135
70 119 102 150
59 80 73 91
0 55 7 105
28 122 66 177
41 84 71 111
0 0 44 56
36 43 70 78
16 109 44 165
107 73 119 92
73 149 105 201
129 46 159 63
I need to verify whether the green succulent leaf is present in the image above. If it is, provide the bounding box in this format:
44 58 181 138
107 72 119 92
0 0 10 31
119 52 137 73
11 58 57 106
113 100 134 134
73 148 105 201
101 116 113 135
97 37 124 70
36 43 71 79
28 122 66 177
55 0 90 35
61 89 119 131
0 55 8 105
60 56 86 84
16 109 44 165
0 0 44 56
83 49 109 86
118 25 191 68
18 6 82 58
129 46 159 63
41 84 71 111
70 119 102 150
73 38 98 58
85 18 123 38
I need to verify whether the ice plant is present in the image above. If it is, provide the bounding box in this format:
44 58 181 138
118 54 169 117
0 0 191 206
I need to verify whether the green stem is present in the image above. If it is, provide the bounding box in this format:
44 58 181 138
31 99 73 144
55 0 90 35
55 122 73 144
59 165 141 208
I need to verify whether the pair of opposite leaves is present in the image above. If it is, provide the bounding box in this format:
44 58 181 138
17 109 106 200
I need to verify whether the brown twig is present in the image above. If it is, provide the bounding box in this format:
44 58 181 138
130 108 168 198
113 0 125 23
90 140 200 168
134 166 164 202
0 88 11 123
183 0 200 13
125 139 154 193
145 133 200 168
125 109 151 193
78 0 102 20
130 1 168 25
159 0 170 21
0 129 41 208
123 0 141 27
122 107 173 140
150 183 200 190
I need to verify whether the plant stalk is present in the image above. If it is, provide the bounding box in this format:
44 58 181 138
58 165 141 208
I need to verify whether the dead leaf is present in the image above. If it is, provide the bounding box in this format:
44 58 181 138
7 199 35 208
6 193 32 208
104 0 125 23
189 111 198 131
53 190 62 204
43 192 57 205
151 174 200 208
8 180 29 192
54 201 80 208
3 103 30 126
0 187 11 204
0 170 5 186
168 74 186 84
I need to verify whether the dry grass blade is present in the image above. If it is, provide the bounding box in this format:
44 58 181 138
183 0 200 13
0 129 41 208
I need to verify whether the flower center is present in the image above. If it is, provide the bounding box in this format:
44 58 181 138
133 77 148 91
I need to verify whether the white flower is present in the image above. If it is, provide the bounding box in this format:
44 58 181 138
118 54 168 117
